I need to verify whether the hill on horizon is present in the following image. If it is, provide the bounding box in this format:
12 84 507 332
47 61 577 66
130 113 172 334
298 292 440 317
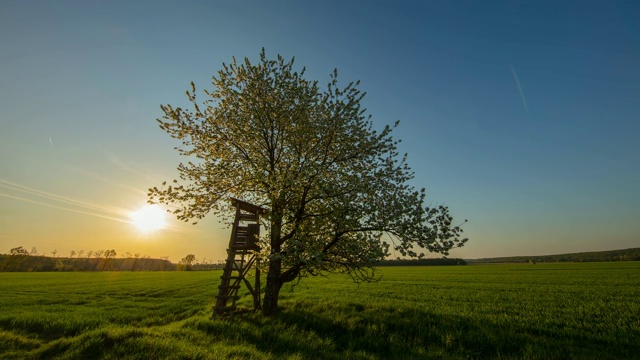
467 247 640 264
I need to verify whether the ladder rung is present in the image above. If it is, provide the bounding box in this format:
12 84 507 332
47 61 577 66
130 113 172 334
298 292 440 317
231 245 260 251
238 214 258 221
213 306 236 312
216 295 240 300
221 275 242 280
218 285 241 290
227 250 251 255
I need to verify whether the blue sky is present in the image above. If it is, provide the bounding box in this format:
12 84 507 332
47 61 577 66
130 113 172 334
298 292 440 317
1 1 638 261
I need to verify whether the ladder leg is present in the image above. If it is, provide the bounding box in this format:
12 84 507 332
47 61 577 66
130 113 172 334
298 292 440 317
212 199 264 319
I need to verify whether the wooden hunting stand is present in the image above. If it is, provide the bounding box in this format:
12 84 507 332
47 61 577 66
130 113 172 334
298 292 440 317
212 198 265 319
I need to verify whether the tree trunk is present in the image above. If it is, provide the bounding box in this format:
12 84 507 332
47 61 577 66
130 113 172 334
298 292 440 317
262 257 282 316
263 200 284 316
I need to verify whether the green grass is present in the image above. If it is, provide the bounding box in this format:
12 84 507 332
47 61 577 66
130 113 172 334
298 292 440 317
1 262 639 359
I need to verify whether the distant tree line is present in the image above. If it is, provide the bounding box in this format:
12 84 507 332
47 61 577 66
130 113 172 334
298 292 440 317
177 254 226 271
0 246 175 272
468 247 640 264
376 258 467 266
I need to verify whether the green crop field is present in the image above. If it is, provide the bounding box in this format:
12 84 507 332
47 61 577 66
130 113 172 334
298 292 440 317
1 262 639 359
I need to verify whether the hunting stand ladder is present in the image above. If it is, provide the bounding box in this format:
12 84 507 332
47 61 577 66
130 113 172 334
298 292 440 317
212 198 265 319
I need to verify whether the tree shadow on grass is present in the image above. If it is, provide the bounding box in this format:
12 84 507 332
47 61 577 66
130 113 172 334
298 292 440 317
237 307 507 359
231 304 640 360
18 303 640 359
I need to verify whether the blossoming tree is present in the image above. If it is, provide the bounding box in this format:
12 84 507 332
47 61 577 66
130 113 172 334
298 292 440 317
149 50 468 316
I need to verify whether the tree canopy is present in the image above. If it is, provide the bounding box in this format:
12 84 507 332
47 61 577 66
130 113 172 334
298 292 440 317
149 49 468 315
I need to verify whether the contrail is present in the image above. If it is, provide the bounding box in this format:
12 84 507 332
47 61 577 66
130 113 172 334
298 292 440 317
65 165 147 195
0 179 124 216
106 153 158 182
0 193 131 224
0 178 184 232
509 64 529 113
0 179 137 226
49 136 53 147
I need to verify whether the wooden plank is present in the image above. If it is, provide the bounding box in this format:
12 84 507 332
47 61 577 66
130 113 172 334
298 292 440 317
238 213 259 222
218 285 241 290
220 275 242 280
230 198 266 214
213 306 236 311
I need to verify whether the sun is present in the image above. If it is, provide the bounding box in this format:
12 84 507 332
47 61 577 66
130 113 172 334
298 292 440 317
130 204 166 232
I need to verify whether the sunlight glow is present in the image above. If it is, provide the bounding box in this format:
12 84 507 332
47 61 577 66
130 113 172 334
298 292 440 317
130 204 167 232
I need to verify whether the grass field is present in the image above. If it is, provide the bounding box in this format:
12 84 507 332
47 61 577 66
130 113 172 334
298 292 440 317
1 262 639 359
